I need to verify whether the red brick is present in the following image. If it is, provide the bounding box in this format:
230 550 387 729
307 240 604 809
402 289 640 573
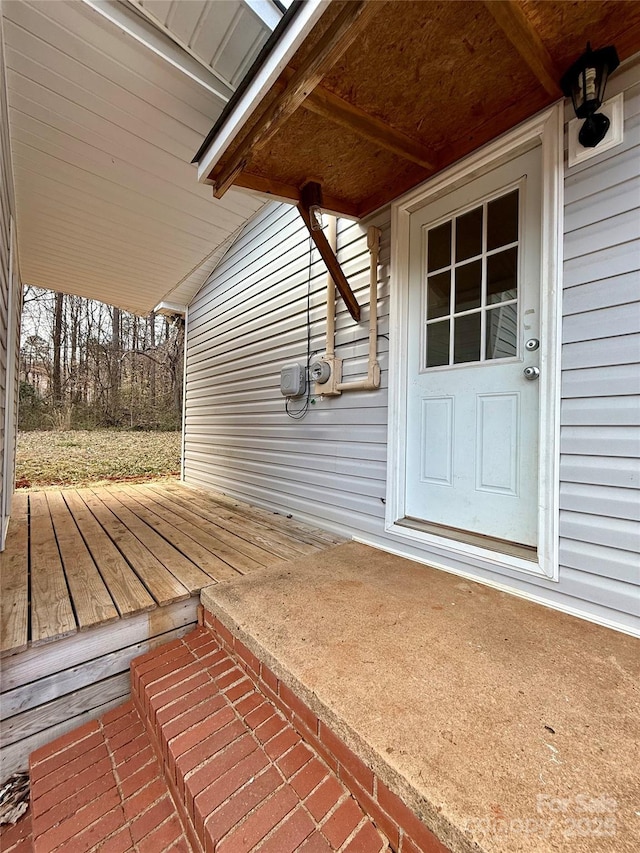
321 797 364 849
234 639 260 674
33 767 116 833
69 805 128 853
137 814 183 853
30 731 103 783
277 742 314 779
291 718 338 773
129 795 174 843
338 774 400 850
193 748 269 839
31 742 108 798
102 707 138 737
400 835 422 853
235 693 263 717
319 724 374 795
344 821 387 852
215 666 244 690
83 824 133 853
132 638 183 672
101 701 135 727
213 617 234 648
149 671 211 721
0 810 32 851
205 656 236 681
305 776 345 822
290 758 329 798
203 767 280 851
33 753 111 810
224 678 253 703
254 714 287 745
137 650 193 689
105 719 145 752
163 693 226 743
119 760 161 800
297 831 334 852
34 788 120 852
260 664 279 694
144 660 203 702
256 806 315 853
174 719 245 784
184 626 210 648
279 683 318 734
114 745 155 781
377 783 448 853
123 777 167 821
167 703 233 759
164 837 192 853
216 785 298 853
155 680 218 729
31 720 101 767
110 733 149 767
186 733 257 805
264 727 299 759
245 702 274 730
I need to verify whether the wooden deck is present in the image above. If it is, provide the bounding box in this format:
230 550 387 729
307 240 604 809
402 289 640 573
0 482 343 657
0 482 344 778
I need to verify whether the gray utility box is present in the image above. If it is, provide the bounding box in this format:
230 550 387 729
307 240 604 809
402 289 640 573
280 363 306 397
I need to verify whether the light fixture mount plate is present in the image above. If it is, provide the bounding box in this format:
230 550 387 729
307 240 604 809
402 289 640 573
568 93 624 168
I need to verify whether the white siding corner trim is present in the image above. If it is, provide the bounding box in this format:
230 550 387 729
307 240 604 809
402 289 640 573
386 105 564 581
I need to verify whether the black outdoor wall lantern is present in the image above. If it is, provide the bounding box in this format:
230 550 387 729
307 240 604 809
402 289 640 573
560 42 620 148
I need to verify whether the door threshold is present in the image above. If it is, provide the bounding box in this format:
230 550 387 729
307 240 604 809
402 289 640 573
399 517 538 562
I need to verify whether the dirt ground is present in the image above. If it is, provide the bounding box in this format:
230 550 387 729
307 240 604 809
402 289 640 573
15 430 181 489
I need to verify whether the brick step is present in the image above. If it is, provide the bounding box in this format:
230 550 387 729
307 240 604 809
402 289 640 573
132 626 390 853
29 705 191 853
28 626 390 853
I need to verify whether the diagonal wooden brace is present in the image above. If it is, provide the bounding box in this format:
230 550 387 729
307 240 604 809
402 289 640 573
297 203 360 323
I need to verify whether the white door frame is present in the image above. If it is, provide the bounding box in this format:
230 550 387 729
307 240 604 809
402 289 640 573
386 105 563 581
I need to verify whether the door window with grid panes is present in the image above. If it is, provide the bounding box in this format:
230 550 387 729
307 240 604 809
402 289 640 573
424 188 520 370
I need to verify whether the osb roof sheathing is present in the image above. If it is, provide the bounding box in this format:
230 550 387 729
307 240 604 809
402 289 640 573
205 0 640 218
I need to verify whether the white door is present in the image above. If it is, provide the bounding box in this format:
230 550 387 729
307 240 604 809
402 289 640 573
405 147 542 547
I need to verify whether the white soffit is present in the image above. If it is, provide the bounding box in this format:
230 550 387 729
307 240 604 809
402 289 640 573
3 0 276 315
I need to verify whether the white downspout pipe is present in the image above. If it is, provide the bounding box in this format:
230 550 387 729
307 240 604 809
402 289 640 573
326 216 336 361
336 225 381 392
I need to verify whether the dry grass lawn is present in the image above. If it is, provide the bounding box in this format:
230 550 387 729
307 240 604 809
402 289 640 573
16 430 181 489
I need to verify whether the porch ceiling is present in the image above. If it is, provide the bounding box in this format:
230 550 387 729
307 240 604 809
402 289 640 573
197 0 640 219
2 0 279 315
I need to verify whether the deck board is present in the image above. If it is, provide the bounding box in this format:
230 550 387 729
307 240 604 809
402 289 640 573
63 490 155 617
0 482 345 657
29 492 77 646
0 493 29 654
46 492 119 631
114 485 242 582
89 486 213 595
76 488 190 607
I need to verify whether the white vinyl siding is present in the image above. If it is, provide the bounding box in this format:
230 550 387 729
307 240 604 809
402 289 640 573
0 11 20 548
184 62 640 636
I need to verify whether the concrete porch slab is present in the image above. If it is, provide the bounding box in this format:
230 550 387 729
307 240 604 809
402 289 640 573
201 542 640 853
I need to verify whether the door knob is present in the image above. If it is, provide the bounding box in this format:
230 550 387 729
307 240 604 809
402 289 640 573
523 366 540 380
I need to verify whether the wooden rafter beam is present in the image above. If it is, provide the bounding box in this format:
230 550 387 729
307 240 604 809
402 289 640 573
298 187 360 322
484 0 562 97
276 70 436 171
212 0 387 198
232 173 360 219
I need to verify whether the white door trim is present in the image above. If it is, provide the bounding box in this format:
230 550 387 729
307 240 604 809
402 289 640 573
386 104 564 581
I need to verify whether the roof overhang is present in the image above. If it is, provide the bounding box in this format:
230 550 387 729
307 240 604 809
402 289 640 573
2 0 280 315
195 0 640 219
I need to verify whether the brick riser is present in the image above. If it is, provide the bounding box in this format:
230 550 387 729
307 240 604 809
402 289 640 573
199 613 450 853
26 618 450 853
131 626 389 853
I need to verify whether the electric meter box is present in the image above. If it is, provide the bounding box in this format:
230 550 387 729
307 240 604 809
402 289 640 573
280 363 306 397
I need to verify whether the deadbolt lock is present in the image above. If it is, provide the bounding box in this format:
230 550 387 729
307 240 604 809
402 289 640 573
525 338 540 351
